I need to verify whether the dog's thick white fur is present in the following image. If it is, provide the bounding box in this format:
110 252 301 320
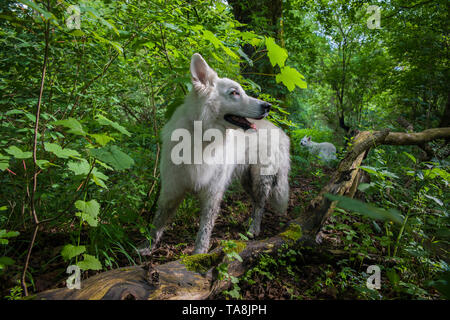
145 53 291 255
300 135 336 161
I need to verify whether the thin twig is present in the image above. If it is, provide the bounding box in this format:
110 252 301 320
158 23 186 95
40 160 96 224
136 69 161 211
21 1 51 295
65 21 154 118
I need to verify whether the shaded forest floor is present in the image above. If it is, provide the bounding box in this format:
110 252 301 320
2 161 438 299
2 162 340 299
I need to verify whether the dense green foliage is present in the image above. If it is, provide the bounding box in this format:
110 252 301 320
0 0 448 299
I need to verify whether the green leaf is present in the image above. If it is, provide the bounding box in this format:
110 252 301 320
237 48 253 66
359 166 379 175
227 286 241 299
70 29 85 37
36 159 55 169
380 170 399 179
372 221 382 233
0 256 15 269
211 52 224 63
91 174 107 189
403 152 416 164
0 230 19 245
95 115 131 137
325 194 404 224
202 30 221 48
95 159 114 171
430 272 450 299
265 37 288 68
61 244 86 261
91 168 108 189
202 30 238 59
89 133 115 146
18 0 55 21
221 45 239 60
75 211 97 226
76 254 102 271
92 32 123 55
24 112 36 122
67 159 91 175
240 31 261 47
387 269 400 288
89 146 134 171
423 168 450 181
228 251 243 262
358 183 374 192
5 109 26 116
4 146 32 159
0 230 20 239
85 7 119 35
275 66 307 91
75 200 100 216
44 142 81 159
52 118 87 136
0 154 10 171
75 199 100 227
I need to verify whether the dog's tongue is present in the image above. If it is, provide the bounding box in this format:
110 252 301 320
250 123 257 130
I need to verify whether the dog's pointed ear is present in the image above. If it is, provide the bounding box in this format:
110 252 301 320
307 136 311 141
190 53 217 93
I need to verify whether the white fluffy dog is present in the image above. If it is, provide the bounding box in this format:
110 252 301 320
300 135 337 161
141 53 291 255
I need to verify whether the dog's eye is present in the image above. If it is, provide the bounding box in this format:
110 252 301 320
230 90 240 96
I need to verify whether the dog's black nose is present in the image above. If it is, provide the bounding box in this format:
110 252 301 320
261 102 271 113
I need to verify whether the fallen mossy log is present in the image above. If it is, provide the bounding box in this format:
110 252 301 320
37 128 450 300
383 127 450 146
37 261 213 300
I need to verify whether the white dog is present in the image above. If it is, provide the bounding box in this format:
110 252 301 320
140 53 291 255
300 136 336 161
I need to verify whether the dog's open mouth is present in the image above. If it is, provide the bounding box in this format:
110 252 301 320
224 114 265 130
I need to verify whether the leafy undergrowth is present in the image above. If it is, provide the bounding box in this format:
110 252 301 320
0 158 332 298
1 155 447 301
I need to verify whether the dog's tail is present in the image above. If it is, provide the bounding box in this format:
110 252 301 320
269 138 290 214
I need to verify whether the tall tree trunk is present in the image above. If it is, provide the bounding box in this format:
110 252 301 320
227 0 283 98
439 92 450 128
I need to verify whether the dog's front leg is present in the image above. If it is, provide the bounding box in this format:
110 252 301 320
193 190 224 254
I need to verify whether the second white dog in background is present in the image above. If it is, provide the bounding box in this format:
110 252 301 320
300 136 337 161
